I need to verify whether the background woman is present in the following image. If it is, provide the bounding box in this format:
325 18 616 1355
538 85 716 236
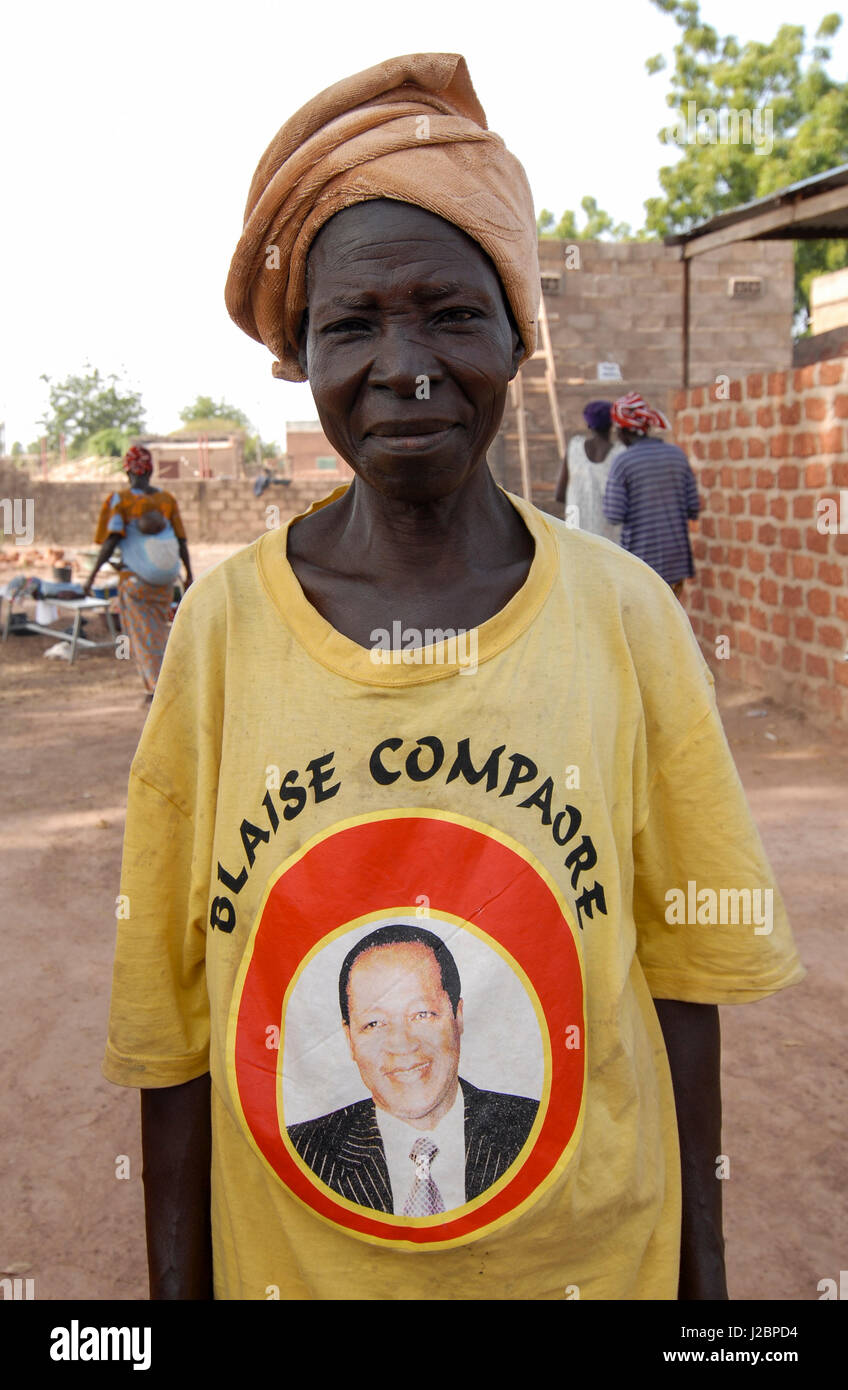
555 399 623 542
603 390 700 598
84 444 193 697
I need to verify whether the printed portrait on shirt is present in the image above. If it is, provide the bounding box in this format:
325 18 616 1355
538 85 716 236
281 917 545 1217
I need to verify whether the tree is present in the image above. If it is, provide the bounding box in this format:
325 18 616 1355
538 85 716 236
644 1 848 319
538 197 633 241
39 366 145 453
86 427 131 457
537 208 556 236
179 395 251 429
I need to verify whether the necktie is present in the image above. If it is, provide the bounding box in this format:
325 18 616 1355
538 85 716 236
403 1136 446 1216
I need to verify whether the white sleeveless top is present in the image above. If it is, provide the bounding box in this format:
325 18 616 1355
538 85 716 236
564 436 624 544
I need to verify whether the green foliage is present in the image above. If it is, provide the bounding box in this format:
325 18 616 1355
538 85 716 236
179 395 250 429
537 208 556 235
39 366 145 453
247 434 278 463
173 417 247 436
540 3 848 324
538 196 634 241
644 0 848 319
11 441 24 456
85 427 130 457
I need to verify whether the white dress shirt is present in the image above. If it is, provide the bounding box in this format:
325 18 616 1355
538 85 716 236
375 1085 465 1214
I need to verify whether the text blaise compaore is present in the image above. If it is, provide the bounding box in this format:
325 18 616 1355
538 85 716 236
209 735 607 937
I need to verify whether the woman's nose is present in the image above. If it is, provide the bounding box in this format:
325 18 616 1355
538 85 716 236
368 326 443 395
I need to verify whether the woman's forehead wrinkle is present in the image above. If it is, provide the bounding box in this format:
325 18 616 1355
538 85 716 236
309 215 499 292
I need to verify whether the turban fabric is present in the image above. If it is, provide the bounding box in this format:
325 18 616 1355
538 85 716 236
611 392 670 435
224 53 540 382
123 445 153 475
582 400 612 433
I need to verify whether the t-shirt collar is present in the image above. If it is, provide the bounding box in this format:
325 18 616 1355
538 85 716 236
256 484 559 687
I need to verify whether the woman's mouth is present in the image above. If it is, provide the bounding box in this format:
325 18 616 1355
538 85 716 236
367 423 456 450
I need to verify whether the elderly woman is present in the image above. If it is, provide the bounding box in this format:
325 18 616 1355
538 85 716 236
103 55 802 1302
84 445 193 696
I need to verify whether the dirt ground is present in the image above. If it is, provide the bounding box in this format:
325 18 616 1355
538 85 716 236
1 547 846 1302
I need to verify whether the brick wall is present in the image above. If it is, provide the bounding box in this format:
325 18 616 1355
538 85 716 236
672 361 848 728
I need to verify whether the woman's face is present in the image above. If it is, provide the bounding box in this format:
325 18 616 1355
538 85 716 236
299 200 522 505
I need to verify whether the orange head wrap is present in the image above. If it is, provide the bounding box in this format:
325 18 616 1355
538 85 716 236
224 53 540 382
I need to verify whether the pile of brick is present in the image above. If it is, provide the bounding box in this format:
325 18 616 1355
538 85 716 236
0 545 78 572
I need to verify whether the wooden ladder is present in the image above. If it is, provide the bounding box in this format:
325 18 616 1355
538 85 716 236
509 295 565 501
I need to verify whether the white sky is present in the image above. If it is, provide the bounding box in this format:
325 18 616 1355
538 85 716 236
2 0 845 450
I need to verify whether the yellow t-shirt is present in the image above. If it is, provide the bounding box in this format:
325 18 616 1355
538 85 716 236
103 487 804 1301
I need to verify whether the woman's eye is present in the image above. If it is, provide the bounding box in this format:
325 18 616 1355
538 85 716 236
437 309 477 324
324 319 371 334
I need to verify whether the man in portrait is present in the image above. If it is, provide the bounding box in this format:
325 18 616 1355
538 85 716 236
286 924 539 1215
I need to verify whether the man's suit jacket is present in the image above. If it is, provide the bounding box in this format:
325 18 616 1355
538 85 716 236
287 1077 538 1213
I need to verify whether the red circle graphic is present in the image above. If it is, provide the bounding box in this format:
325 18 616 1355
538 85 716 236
230 812 585 1246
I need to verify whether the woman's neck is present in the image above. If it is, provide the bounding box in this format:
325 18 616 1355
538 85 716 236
301 466 529 582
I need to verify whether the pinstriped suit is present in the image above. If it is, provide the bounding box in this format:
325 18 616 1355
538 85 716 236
287 1077 538 1213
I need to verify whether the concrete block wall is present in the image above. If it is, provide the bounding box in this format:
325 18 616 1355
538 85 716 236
493 238 795 503
672 361 848 728
0 471 345 549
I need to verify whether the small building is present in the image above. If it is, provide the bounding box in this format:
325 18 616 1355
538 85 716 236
136 432 246 480
284 421 353 483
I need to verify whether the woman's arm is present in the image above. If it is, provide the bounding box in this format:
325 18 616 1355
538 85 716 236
140 1073 213 1300
177 537 194 588
653 999 728 1301
82 534 121 595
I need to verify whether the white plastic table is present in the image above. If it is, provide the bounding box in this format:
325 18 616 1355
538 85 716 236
1 587 119 663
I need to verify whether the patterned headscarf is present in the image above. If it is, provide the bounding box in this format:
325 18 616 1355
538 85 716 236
582 400 612 433
123 445 153 475
224 53 540 381
611 392 669 435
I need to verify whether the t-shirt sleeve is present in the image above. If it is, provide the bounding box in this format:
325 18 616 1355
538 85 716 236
94 491 126 543
102 579 225 1087
102 774 211 1086
633 706 805 1004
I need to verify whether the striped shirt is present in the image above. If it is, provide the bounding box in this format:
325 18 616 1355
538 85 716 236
603 437 700 584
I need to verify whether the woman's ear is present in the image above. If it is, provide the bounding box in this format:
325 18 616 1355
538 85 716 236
296 310 309 377
509 326 523 380
502 297 523 380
